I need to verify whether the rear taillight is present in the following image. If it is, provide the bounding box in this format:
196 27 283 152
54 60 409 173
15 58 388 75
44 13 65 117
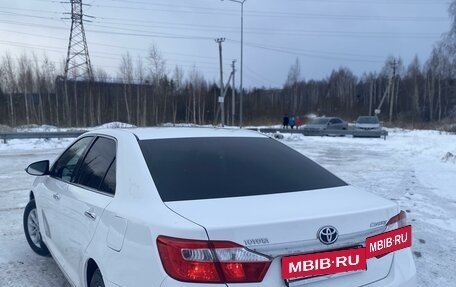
374 210 408 259
157 236 271 283
385 210 407 232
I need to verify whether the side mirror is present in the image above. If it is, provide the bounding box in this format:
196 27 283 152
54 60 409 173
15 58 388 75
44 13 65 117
26 160 50 176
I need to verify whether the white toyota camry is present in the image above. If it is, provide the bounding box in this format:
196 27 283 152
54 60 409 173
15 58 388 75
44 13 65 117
23 128 416 287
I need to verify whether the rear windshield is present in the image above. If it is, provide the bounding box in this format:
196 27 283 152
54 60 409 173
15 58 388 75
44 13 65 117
139 137 346 202
357 116 379 124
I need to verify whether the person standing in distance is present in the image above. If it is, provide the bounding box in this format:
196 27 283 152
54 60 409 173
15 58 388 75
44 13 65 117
283 114 289 129
289 115 295 129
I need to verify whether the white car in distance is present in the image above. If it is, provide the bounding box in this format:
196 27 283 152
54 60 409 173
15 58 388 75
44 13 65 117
23 128 416 287
355 116 382 130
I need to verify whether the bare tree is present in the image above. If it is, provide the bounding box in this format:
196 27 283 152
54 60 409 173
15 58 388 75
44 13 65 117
119 52 134 123
148 44 167 82
187 67 207 124
146 44 167 125
32 53 45 124
95 68 109 124
407 56 422 121
17 54 33 125
285 58 301 113
135 56 145 125
41 54 56 125
1 53 17 126
172 65 184 125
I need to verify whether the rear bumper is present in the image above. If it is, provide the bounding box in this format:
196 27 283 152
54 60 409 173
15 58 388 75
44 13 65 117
157 248 415 287
365 248 416 287
353 129 387 138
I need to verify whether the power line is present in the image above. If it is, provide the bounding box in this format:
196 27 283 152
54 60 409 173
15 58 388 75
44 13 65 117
27 0 448 22
228 39 384 62
0 10 444 38
0 39 224 66
0 6 63 15
0 19 434 64
245 66 281 87
0 26 387 67
228 40 385 63
92 18 441 39
94 5 450 22
0 19 215 41
0 40 224 74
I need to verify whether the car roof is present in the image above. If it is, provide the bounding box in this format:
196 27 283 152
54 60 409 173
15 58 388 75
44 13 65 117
91 127 267 140
314 117 339 120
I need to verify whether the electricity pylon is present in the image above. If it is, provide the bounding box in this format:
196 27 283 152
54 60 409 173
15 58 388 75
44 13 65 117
63 0 94 81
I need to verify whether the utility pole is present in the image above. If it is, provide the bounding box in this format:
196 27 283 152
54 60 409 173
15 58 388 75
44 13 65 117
215 38 225 126
369 79 374 116
221 0 246 128
240 1 244 128
375 58 397 118
389 58 397 124
231 60 236 126
63 0 94 81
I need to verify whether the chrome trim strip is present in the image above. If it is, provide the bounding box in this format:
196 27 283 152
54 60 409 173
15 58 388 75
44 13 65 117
251 226 385 258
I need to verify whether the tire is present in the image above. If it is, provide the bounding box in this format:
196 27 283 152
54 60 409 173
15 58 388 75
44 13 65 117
90 269 105 287
23 200 50 256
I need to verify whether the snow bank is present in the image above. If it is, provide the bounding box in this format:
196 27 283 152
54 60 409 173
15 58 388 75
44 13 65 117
0 138 74 152
91 122 136 129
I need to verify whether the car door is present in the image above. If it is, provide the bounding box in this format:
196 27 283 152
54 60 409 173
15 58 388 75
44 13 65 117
39 136 94 270
55 136 116 287
328 118 339 129
331 118 345 130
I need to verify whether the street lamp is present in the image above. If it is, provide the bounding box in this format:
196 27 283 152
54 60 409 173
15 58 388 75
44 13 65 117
222 0 246 128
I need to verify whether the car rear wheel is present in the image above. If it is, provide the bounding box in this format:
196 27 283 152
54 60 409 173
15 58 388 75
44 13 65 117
90 269 105 287
23 200 50 256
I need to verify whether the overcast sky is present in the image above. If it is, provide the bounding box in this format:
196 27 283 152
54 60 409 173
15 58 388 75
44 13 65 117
0 0 452 88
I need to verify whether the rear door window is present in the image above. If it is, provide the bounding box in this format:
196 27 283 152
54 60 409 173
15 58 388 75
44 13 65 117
76 137 116 193
140 137 346 202
99 159 116 195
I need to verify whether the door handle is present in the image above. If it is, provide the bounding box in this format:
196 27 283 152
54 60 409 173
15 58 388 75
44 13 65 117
53 193 60 201
84 211 97 220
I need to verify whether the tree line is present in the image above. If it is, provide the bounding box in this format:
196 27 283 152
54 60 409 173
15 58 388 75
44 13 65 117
2 2 456 127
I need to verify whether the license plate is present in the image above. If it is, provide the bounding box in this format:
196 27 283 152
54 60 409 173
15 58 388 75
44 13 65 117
282 247 366 280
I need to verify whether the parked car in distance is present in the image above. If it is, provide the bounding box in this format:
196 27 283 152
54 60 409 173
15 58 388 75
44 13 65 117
303 117 348 135
353 116 387 138
23 128 415 287
355 116 381 130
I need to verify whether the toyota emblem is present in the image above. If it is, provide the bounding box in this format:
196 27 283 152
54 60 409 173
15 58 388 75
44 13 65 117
317 226 339 245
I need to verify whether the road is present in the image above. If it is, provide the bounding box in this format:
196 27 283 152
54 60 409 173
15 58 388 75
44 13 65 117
0 149 70 287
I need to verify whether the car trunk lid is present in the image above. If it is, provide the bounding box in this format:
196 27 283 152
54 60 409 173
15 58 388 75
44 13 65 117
165 185 398 286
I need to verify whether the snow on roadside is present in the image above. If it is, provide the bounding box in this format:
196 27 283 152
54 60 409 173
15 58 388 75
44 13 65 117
281 128 456 286
0 138 75 152
91 122 136 129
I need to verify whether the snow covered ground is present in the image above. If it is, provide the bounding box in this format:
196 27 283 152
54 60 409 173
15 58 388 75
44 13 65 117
0 128 455 286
